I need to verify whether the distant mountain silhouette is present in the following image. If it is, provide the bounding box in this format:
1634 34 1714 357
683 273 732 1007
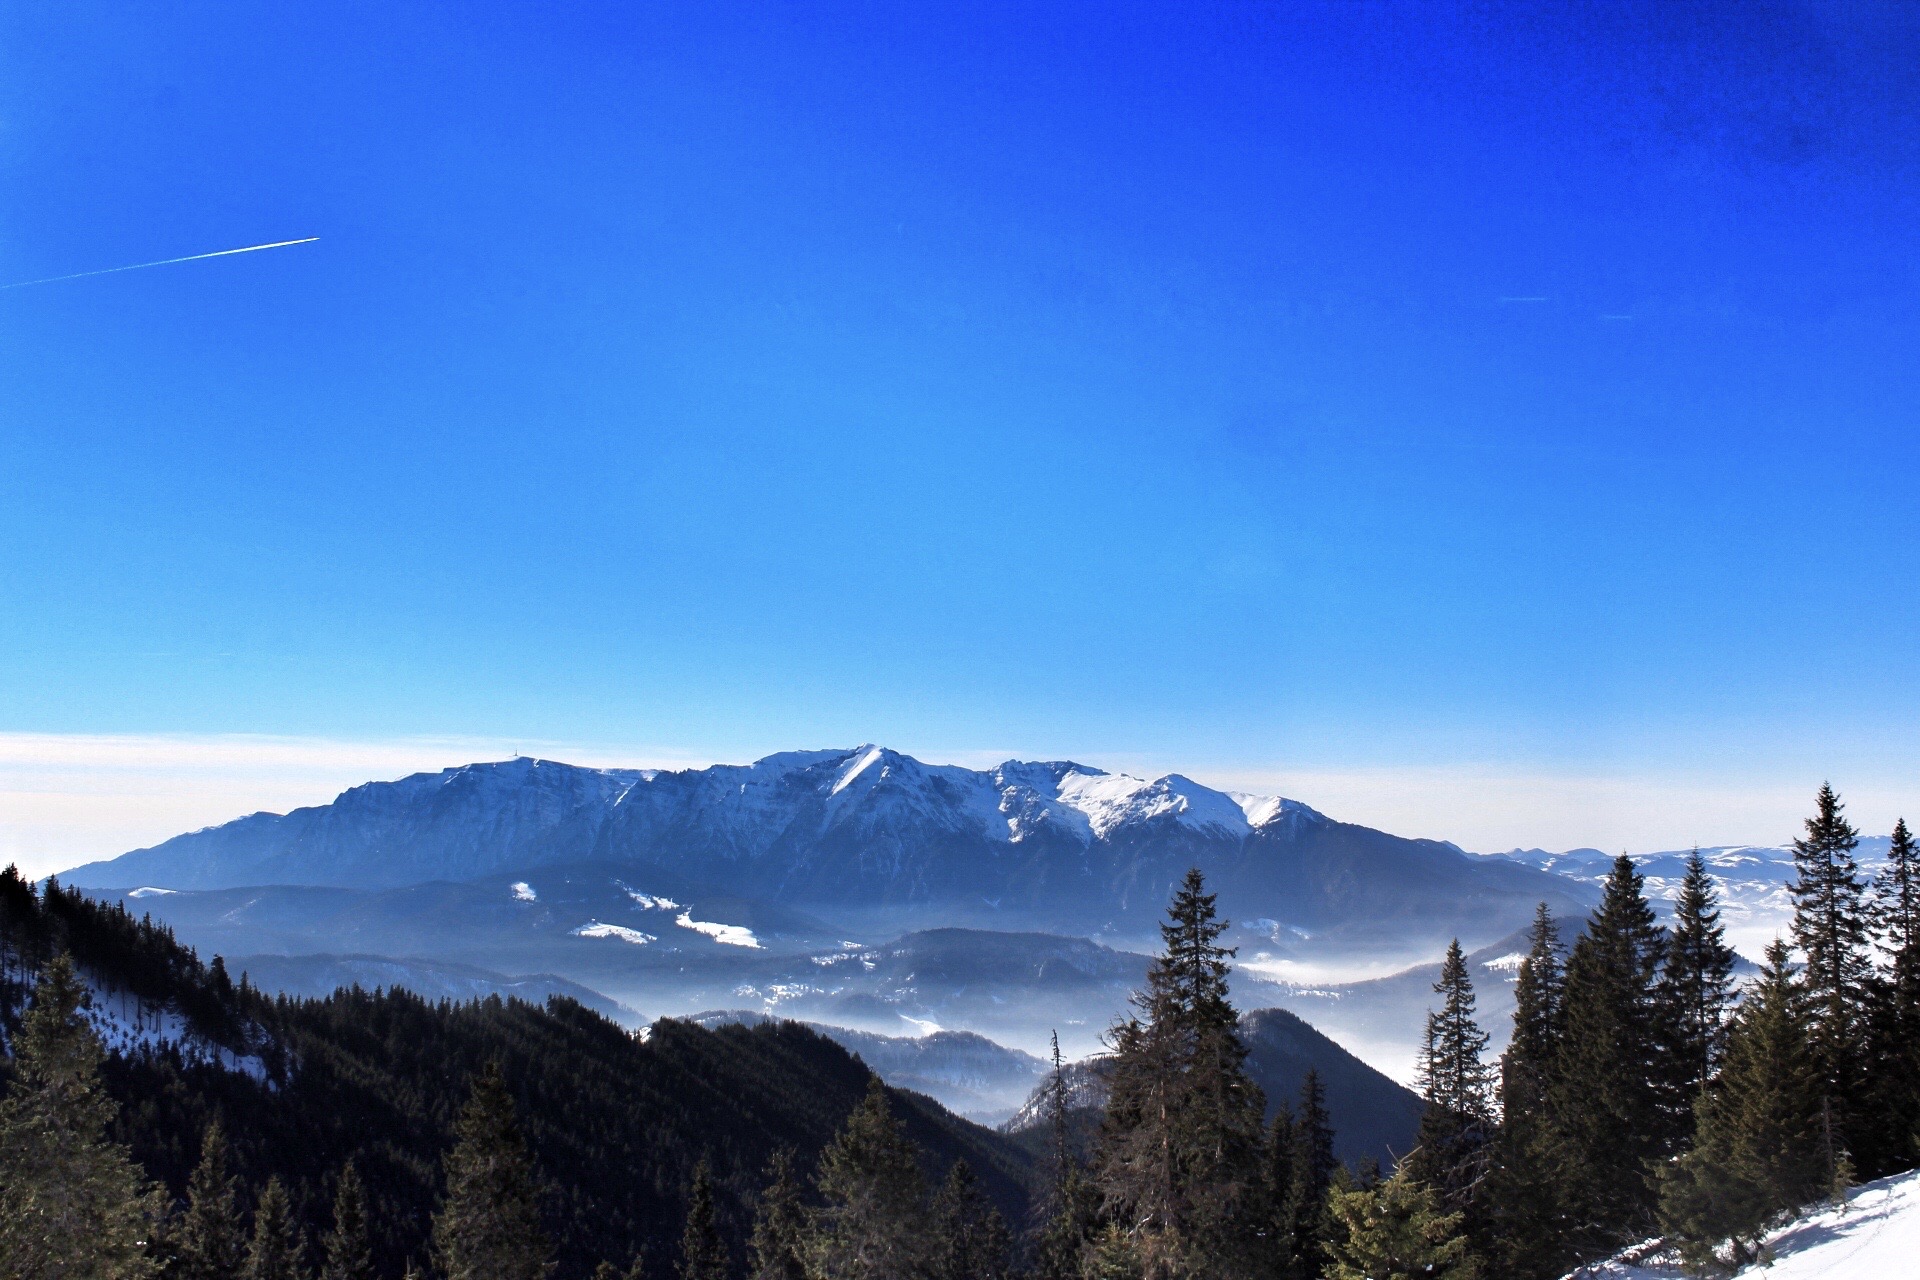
65 747 1592 950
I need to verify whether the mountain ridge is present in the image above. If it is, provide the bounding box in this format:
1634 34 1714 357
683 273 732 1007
62 745 1593 951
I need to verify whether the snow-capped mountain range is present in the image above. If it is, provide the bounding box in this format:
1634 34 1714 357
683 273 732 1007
60 745 1591 951
1491 839 1893 957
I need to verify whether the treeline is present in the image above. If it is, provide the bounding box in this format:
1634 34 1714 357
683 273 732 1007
1000 784 1920 1279
5 781 1917 1278
0 870 1028 1280
1398 784 1920 1278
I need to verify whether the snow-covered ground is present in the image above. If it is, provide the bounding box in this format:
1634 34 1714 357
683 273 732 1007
72 977 270 1080
1565 1169 1920 1279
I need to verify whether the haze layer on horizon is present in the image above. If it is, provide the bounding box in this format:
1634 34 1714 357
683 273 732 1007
3 3 1917 878
3 732 1913 881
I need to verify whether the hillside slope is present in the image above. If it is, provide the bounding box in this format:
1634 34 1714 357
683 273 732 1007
0 872 1030 1280
1566 1169 1920 1278
1003 1006 1423 1169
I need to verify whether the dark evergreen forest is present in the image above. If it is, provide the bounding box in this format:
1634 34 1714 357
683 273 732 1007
0 871 1028 1278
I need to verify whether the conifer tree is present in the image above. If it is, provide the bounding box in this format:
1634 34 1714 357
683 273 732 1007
1878 817 1920 1001
1031 1034 1098 1280
432 1063 553 1280
1657 941 1824 1274
1788 784 1872 1150
927 1160 1012 1280
1324 1162 1477 1280
747 1149 806 1280
809 1077 927 1280
1276 1071 1336 1280
677 1160 729 1280
175 1121 249 1280
1411 940 1495 1233
1549 855 1666 1257
1264 1103 1295 1260
1865 817 1920 1174
1094 869 1271 1279
0 953 165 1280
1489 906 1569 1280
245 1176 307 1280
321 1160 375 1280
1654 851 1737 1154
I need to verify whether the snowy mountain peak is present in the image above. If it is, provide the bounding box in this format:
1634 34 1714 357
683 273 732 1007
64 744 1351 900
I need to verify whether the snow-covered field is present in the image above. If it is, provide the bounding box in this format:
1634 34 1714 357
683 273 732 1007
1565 1169 1920 1279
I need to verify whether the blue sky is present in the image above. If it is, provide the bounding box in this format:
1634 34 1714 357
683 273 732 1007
3 2 1918 868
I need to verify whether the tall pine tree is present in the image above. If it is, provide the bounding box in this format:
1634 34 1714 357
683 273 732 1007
1411 941 1495 1221
1657 941 1824 1274
0 954 165 1280
432 1062 553 1280
245 1176 308 1280
808 1077 928 1280
1866 816 1920 1175
1276 1071 1336 1280
1094 869 1272 1279
1031 1033 1098 1280
174 1121 248 1280
1490 906 1571 1280
677 1160 729 1280
1548 855 1666 1259
927 1160 1012 1280
1653 851 1737 1155
747 1150 806 1280
1787 783 1873 1158
320 1160 375 1280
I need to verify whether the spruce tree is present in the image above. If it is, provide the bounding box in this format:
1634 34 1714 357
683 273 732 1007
0 953 165 1280
175 1121 249 1280
1548 855 1666 1258
1093 868 1271 1279
1878 817 1920 1001
1277 1071 1336 1280
1324 1162 1477 1280
747 1149 806 1280
1657 941 1824 1273
1264 1103 1296 1264
1410 939 1495 1235
432 1063 553 1280
245 1176 307 1280
677 1160 729 1280
1788 784 1873 1153
1866 817 1920 1174
927 1160 1012 1280
1031 1034 1098 1280
1489 906 1570 1280
1654 851 1737 1154
320 1160 375 1280
809 1077 928 1280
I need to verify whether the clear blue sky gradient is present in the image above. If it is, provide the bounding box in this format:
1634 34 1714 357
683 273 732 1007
3 2 1918 779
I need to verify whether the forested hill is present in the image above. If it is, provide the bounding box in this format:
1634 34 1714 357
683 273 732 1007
0 871 1032 1278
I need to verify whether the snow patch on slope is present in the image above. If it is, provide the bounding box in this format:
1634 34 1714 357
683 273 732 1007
674 911 761 949
572 922 655 945
79 980 268 1080
1565 1169 1920 1279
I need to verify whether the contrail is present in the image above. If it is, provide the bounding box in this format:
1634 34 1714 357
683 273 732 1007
0 237 318 290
